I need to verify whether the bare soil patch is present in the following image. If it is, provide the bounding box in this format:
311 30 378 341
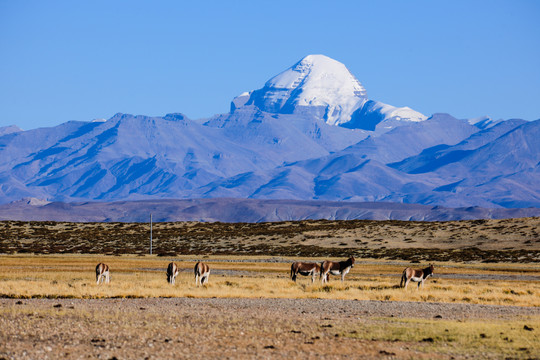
1 298 539 359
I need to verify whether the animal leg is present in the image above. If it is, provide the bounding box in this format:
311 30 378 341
404 279 410 290
322 271 329 284
195 274 199 287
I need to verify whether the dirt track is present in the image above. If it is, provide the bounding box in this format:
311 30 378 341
1 298 539 359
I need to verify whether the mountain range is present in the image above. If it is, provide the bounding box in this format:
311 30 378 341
0 54 538 220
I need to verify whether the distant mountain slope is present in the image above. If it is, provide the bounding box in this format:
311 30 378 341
390 118 529 174
0 125 23 137
0 111 367 203
0 54 538 210
203 106 368 155
0 198 538 223
339 113 478 164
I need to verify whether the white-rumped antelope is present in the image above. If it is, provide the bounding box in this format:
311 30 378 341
290 262 322 283
166 262 179 284
320 256 355 283
95 263 110 285
194 261 210 286
400 264 434 290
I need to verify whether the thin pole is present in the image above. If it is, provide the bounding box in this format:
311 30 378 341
150 213 153 255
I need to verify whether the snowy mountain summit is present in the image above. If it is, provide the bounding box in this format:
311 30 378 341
232 54 427 130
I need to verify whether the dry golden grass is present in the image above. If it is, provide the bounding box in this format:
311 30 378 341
344 317 540 359
1 254 539 307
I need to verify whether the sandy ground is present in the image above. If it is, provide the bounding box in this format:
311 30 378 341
1 298 539 360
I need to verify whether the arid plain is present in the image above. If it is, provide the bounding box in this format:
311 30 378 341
0 217 539 359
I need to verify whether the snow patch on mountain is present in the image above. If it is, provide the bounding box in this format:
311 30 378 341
467 115 502 129
230 92 252 112
342 100 427 131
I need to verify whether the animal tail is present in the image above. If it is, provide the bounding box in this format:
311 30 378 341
95 263 102 281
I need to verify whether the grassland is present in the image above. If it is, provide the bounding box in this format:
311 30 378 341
1 218 539 359
1 217 539 262
0 254 539 307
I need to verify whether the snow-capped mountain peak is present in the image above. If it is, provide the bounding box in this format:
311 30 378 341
244 54 368 125
233 54 427 130
265 54 367 99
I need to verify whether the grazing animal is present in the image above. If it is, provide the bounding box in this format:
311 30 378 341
194 261 210 286
400 264 434 289
320 256 355 283
166 262 179 284
95 263 110 285
290 262 322 283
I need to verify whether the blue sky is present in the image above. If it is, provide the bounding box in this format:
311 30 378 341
1 0 539 130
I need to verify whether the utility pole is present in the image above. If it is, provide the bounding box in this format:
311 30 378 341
150 213 153 255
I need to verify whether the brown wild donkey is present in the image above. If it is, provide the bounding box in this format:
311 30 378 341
400 264 434 289
320 256 355 283
290 262 322 283
95 263 110 285
166 262 179 284
194 261 210 286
